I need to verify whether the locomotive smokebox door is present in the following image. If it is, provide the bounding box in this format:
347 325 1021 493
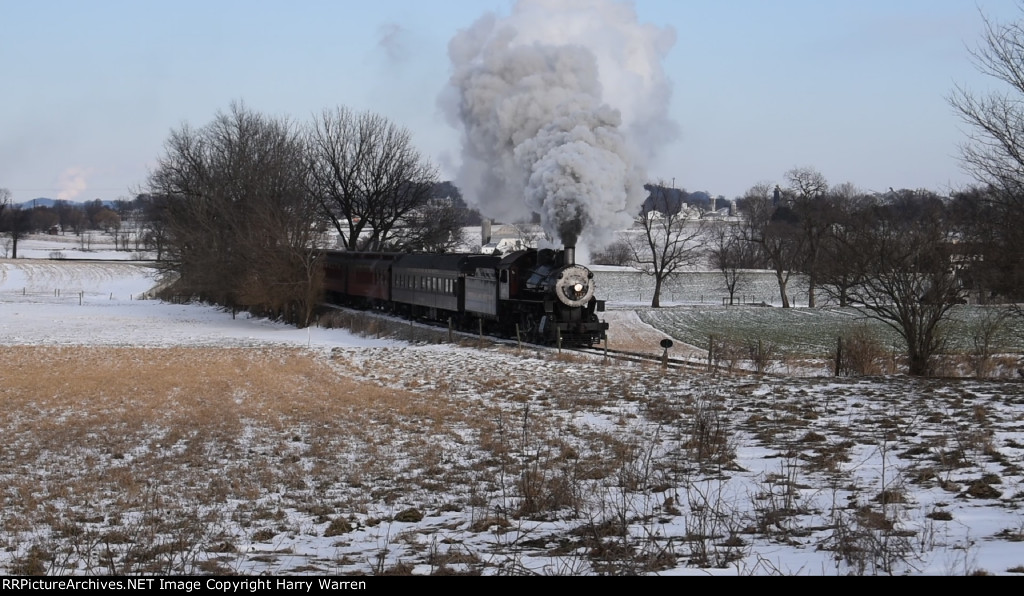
553 265 596 307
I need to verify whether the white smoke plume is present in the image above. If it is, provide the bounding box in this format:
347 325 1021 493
441 0 677 251
56 166 93 201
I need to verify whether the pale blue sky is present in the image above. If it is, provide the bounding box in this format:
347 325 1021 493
1 0 1019 204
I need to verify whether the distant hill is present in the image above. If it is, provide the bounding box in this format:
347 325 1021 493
14 198 116 209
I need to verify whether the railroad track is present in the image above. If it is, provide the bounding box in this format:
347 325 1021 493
319 302 754 375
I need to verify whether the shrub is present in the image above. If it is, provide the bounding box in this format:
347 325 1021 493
837 325 887 376
591 240 633 267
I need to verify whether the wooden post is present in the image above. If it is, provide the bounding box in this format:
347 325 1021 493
835 336 843 377
515 324 521 351
448 317 453 343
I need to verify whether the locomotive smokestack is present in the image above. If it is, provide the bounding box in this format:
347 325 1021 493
564 245 575 266
562 229 577 265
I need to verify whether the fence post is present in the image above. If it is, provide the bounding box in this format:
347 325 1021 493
835 336 843 377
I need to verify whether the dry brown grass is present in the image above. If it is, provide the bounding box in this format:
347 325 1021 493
2 342 700 573
0 346 507 574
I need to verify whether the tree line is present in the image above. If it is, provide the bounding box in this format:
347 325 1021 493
143 102 473 327
0 194 156 258
593 171 1023 377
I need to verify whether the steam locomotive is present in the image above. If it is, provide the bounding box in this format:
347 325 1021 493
321 246 608 346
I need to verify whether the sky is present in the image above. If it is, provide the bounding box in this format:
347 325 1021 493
1 0 1021 206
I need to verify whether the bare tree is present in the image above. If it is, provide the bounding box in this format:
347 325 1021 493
785 166 829 199
817 187 873 307
0 204 30 259
306 107 438 251
626 184 707 308
739 182 804 308
950 7 1024 194
785 167 833 307
148 102 322 325
508 221 544 249
0 187 9 250
845 197 965 376
136 193 171 260
386 196 468 252
30 207 59 235
949 7 1024 303
592 239 633 266
707 220 758 305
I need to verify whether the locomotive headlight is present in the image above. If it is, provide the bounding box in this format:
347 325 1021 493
554 265 596 307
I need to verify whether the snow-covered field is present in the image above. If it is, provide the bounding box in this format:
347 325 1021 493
1 238 1024 576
